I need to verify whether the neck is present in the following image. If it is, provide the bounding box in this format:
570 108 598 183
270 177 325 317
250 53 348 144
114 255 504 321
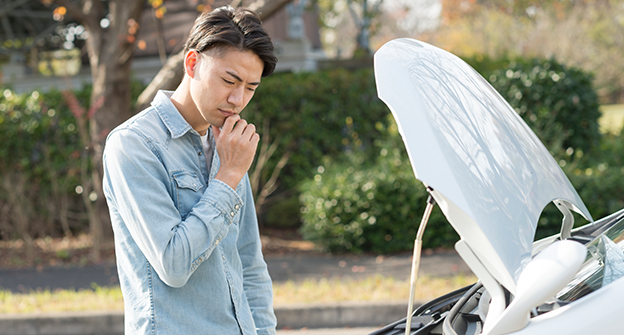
170 80 210 136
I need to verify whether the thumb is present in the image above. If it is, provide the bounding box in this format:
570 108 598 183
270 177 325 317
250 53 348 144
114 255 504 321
211 125 221 141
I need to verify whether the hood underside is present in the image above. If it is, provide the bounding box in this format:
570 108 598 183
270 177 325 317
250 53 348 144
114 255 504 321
373 38 592 292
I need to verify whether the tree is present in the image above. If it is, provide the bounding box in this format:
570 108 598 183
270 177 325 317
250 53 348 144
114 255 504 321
346 0 383 57
49 0 144 260
1 0 291 260
0 0 292 259
427 0 624 103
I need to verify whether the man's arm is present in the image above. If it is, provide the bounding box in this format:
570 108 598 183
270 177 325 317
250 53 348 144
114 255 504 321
237 174 277 335
103 128 244 288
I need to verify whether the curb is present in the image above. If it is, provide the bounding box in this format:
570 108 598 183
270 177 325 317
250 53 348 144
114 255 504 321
0 301 417 335
275 300 411 329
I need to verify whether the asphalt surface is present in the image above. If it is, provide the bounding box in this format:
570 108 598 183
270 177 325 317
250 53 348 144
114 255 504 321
0 250 471 292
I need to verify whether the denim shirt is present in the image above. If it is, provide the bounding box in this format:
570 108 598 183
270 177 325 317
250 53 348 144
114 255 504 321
102 90 277 334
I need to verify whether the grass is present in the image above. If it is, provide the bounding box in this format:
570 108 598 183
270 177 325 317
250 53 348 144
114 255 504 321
599 104 624 135
0 274 476 314
272 274 477 305
0 284 123 314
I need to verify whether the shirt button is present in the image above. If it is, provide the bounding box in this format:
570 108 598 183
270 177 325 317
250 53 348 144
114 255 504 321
215 240 220 245
234 204 240 210
222 254 226 260
198 257 202 263
230 212 235 217
198 151 202 156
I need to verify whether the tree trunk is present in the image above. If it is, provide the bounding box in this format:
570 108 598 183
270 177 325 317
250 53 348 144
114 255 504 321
59 0 145 260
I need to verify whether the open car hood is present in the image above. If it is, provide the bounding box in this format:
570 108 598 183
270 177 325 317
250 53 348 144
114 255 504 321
373 38 592 293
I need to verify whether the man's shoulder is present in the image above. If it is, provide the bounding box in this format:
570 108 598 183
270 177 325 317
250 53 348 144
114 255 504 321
108 106 167 142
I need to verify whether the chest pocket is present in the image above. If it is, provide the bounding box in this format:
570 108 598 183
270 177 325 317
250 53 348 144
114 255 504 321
172 171 203 218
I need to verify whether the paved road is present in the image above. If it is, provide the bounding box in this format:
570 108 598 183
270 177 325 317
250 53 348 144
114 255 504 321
0 251 471 292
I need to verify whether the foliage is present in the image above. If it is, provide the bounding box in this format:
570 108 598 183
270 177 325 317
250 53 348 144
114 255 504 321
245 67 391 193
299 57 617 254
299 116 458 254
0 88 90 242
0 80 144 243
423 0 624 103
465 56 601 155
536 132 624 239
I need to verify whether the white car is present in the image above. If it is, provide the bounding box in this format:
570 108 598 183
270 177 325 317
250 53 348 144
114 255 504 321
370 38 624 335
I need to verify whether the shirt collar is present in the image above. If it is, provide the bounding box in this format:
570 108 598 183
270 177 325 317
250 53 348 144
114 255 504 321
152 90 194 139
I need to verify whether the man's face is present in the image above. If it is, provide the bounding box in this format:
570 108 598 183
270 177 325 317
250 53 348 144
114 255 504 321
189 47 264 128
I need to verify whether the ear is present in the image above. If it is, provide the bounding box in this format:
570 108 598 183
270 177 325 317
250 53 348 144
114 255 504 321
184 50 199 78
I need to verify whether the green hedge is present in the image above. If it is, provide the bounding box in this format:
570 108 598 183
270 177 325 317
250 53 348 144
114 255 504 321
0 87 91 239
245 68 392 191
299 117 457 253
300 57 618 254
0 61 620 254
465 56 601 155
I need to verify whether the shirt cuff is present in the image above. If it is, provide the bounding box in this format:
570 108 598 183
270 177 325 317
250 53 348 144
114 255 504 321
200 178 244 224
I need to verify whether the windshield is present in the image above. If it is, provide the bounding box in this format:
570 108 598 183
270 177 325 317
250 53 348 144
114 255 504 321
557 212 624 301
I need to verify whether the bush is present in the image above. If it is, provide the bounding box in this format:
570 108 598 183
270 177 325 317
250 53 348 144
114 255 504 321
245 68 392 191
535 132 624 239
465 56 601 155
300 57 616 254
299 117 457 254
0 88 90 240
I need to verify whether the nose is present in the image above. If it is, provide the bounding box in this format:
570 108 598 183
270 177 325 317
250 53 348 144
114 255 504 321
227 86 244 108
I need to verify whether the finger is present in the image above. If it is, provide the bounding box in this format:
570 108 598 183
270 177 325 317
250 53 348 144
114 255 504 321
242 123 257 141
231 118 248 135
220 114 241 135
251 132 260 145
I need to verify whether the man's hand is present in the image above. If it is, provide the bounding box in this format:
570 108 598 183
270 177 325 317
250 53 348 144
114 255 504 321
212 115 259 190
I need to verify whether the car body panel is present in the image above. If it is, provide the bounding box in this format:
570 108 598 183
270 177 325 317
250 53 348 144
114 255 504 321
509 275 624 334
373 38 593 293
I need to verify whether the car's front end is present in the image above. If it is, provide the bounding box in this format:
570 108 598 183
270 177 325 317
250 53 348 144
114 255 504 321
371 38 624 335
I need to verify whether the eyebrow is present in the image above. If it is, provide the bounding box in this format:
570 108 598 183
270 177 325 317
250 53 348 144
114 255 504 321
226 70 260 86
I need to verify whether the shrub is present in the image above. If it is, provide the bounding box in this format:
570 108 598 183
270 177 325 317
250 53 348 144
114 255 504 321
299 117 457 254
245 68 392 191
300 58 615 254
0 88 90 240
466 56 601 155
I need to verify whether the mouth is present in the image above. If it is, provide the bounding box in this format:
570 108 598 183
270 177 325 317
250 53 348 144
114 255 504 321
219 109 236 117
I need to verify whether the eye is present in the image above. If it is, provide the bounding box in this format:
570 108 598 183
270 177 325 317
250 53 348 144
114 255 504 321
246 87 256 92
223 79 234 85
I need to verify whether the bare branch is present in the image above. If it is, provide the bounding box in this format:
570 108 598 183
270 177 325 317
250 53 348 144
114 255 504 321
372 0 384 15
347 0 363 27
255 150 292 214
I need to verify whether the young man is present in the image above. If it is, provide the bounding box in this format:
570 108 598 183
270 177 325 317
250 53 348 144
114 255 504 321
102 6 278 334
